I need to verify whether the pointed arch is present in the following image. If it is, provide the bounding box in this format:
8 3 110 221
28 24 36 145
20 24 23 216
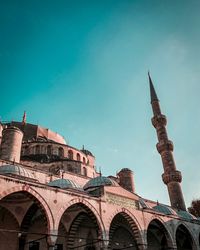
108 208 144 249
0 185 54 231
55 198 105 237
146 218 174 250
175 222 197 250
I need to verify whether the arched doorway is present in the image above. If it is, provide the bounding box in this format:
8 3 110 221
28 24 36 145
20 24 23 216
176 224 193 250
0 191 50 250
57 202 102 250
147 219 172 250
0 205 19 250
109 212 139 250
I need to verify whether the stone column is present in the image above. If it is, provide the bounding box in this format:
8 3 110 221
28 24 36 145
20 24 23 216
46 230 58 250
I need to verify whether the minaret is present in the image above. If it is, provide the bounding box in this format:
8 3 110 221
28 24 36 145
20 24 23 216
148 73 186 211
22 111 26 125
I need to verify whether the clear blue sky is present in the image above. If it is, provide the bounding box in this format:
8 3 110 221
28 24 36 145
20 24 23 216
1 0 200 207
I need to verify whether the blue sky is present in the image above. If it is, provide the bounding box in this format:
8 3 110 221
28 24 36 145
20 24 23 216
1 0 200 207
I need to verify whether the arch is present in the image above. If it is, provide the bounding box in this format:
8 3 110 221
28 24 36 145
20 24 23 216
83 166 87 177
83 157 86 164
0 205 20 250
76 153 80 161
47 145 52 156
0 185 54 232
175 223 196 250
55 198 105 236
58 147 64 158
146 218 174 250
35 145 40 154
108 208 144 249
68 150 73 160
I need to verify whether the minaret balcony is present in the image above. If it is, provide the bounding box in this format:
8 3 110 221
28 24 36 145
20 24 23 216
156 140 174 153
151 114 167 128
162 170 182 184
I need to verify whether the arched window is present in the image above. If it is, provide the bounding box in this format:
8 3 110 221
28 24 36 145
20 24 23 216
35 145 40 154
59 147 64 158
68 150 73 160
83 157 86 164
77 153 80 161
47 145 52 156
83 167 87 177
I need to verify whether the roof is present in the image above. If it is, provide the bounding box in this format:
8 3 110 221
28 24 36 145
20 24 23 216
83 176 119 190
177 210 195 220
48 178 80 189
0 164 35 179
153 204 175 215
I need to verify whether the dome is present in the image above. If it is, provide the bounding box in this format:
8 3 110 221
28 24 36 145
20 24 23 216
48 178 80 189
153 204 175 215
177 210 195 220
83 176 119 190
0 164 35 179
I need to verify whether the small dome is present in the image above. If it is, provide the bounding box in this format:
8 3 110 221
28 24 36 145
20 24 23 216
153 204 175 215
48 178 80 189
0 164 34 179
83 176 119 190
177 210 195 220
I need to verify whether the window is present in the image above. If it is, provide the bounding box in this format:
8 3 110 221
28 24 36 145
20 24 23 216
59 147 64 158
77 153 80 161
83 157 86 164
83 167 87 177
68 150 73 160
47 145 52 156
35 145 40 154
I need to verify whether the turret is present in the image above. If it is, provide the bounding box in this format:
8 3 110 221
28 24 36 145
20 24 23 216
149 73 186 211
0 126 23 163
118 168 135 193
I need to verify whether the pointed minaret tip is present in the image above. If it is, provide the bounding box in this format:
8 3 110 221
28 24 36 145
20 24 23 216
22 111 26 124
148 72 159 103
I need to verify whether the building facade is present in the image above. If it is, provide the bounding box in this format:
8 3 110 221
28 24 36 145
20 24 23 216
0 77 200 250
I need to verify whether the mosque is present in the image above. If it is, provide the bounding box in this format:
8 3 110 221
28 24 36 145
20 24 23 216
0 75 200 250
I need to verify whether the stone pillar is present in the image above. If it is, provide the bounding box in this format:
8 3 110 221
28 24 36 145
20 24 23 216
47 230 58 250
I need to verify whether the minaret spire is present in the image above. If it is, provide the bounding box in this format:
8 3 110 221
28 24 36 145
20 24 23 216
22 111 26 125
148 74 186 211
148 72 159 103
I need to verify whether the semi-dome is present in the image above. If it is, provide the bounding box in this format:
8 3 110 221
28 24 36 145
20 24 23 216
48 178 80 189
83 176 119 190
153 204 175 215
0 164 35 180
